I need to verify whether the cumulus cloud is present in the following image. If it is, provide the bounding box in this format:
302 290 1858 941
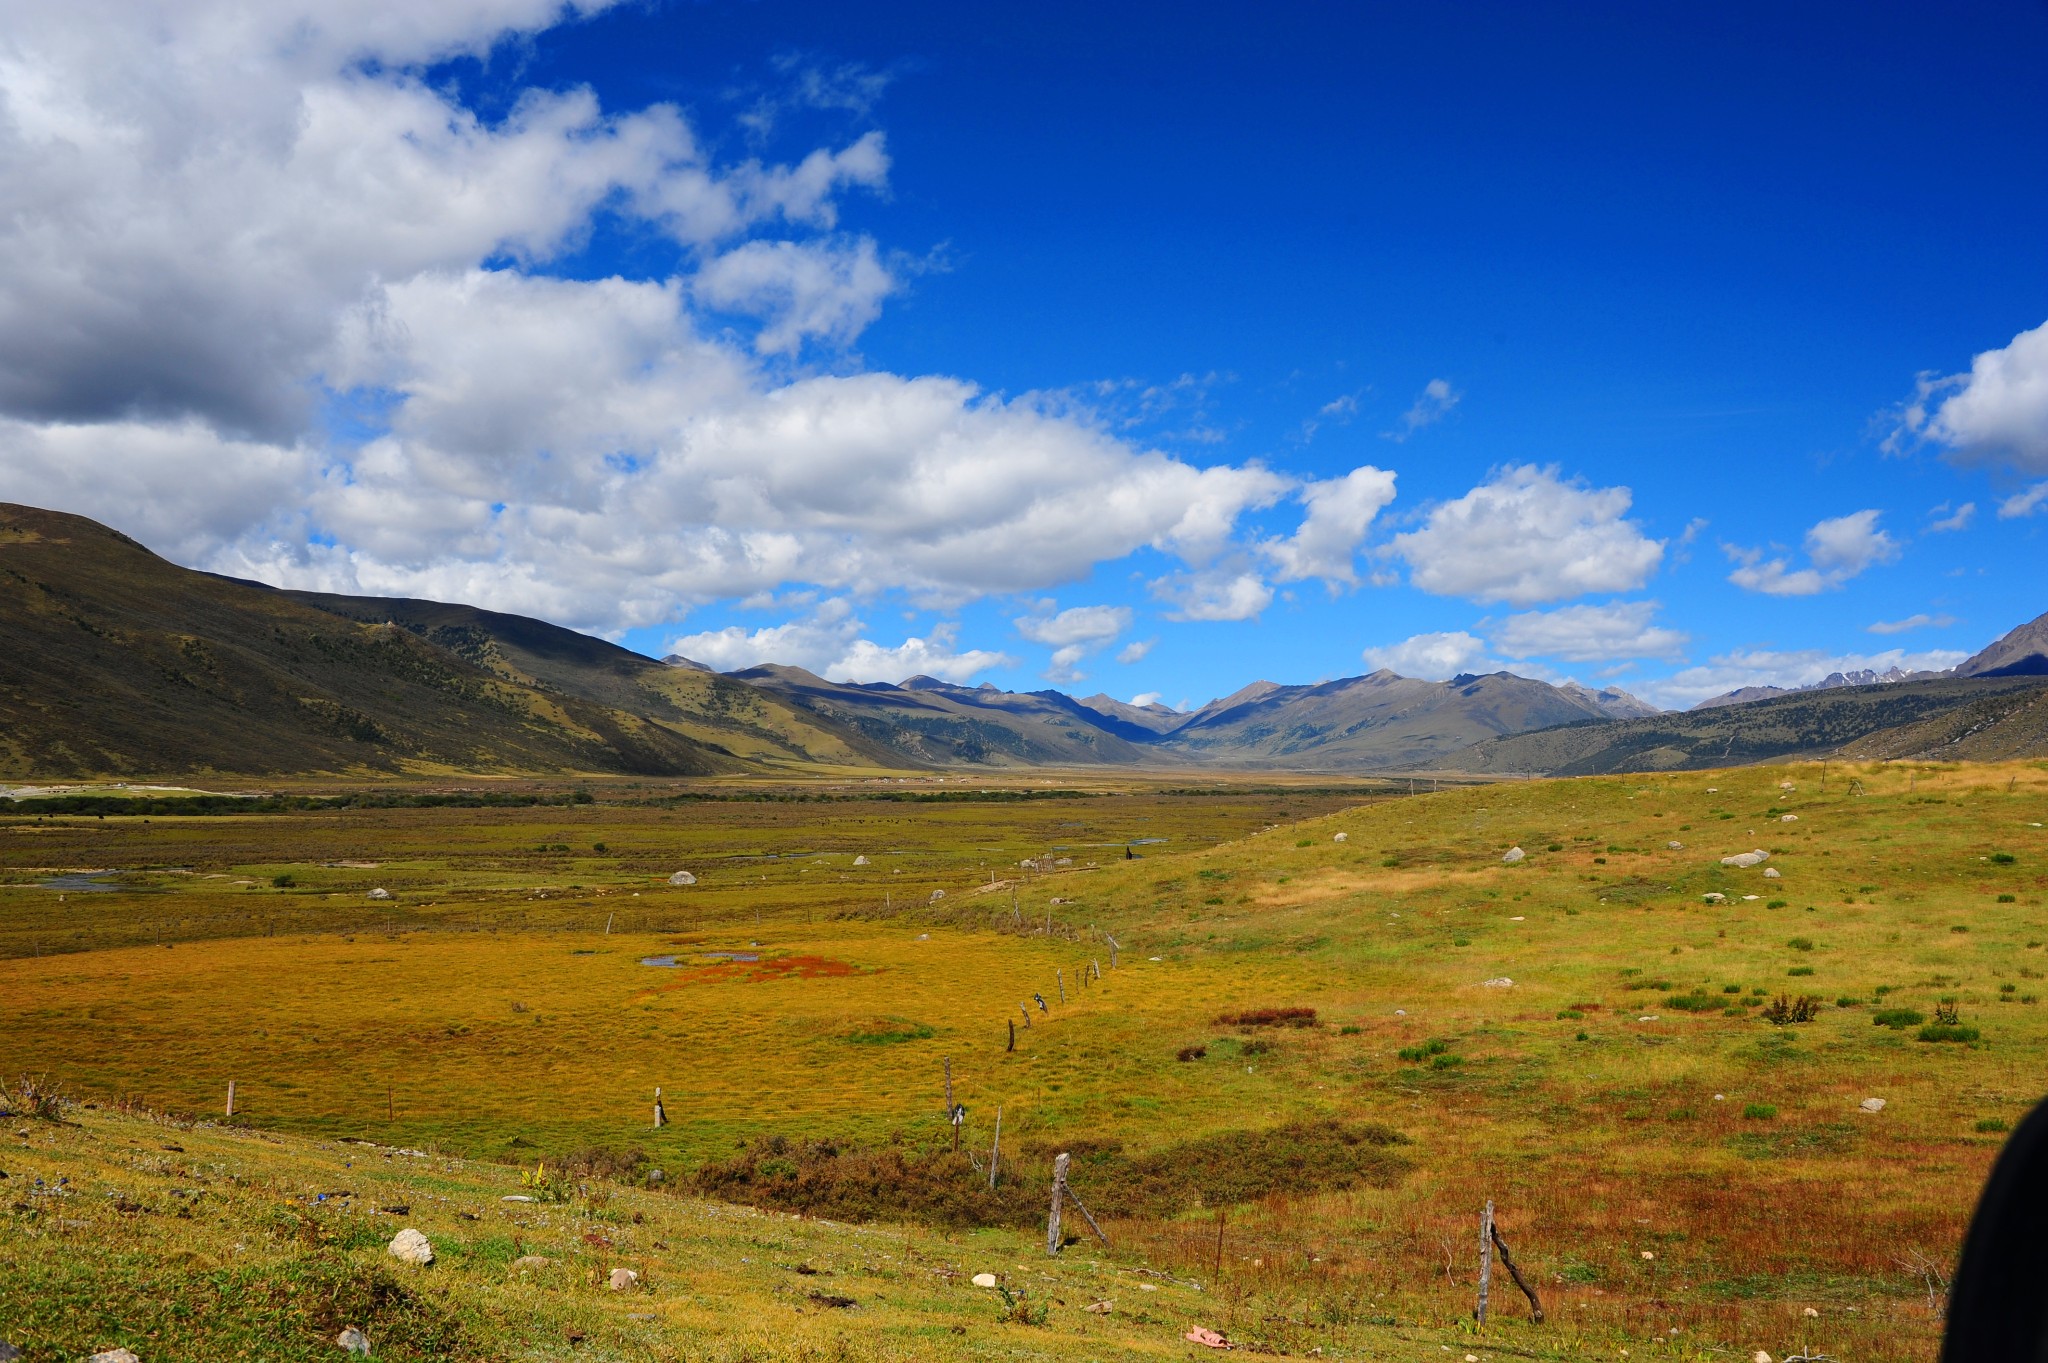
1387 465 1664 606
1999 481 2048 519
665 599 1013 682
1891 318 2048 475
1724 510 1899 596
1153 568 1275 622
1489 600 1687 662
1925 502 1975 533
1116 637 1156 665
1382 378 1459 442
1361 630 1496 680
1129 691 1166 708
1263 465 1398 585
1015 604 1132 682
1637 647 1967 711
1868 613 1955 635
0 0 1349 635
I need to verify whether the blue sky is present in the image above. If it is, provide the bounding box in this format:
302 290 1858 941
2 0 2045 707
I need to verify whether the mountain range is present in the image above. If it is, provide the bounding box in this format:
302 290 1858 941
4 502 2044 778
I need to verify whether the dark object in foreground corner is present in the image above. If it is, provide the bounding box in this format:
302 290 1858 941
1943 1094 2048 1361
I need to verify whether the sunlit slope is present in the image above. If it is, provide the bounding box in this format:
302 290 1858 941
0 502 737 778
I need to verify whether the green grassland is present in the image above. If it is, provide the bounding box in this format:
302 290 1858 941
3 762 2045 1361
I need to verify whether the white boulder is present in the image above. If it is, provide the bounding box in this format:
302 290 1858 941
1763 867 1782 879
668 870 696 886
1333 832 1347 843
1720 850 1770 868
1501 846 1526 864
366 888 391 901
387 1228 433 1266
1859 1097 1887 1113
1482 977 1514 988
337 1327 371 1357
971 1272 998 1288
853 855 870 866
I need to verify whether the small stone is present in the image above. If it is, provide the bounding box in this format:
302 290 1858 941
1332 832 1347 842
89 1352 141 1363
1702 892 1727 903
512 1255 552 1271
1721 850 1770 868
1667 841 1684 849
667 870 696 886
1713 1094 1725 1101
1763 867 1781 879
971 1272 998 1288
1482 977 1514 988
1781 814 1799 822
0 1344 22 1363
1139 1282 1157 1291
927 890 944 903
387 1227 433 1266
853 855 870 865
1803 1307 1819 1318
645 1169 664 1185
365 888 390 901
1641 1250 1655 1260
1754 1353 1773 1363
1860 1097 1887 1113
608 1267 640 1291
1501 846 1525 863
1085 1299 1113 1313
336 1327 371 1357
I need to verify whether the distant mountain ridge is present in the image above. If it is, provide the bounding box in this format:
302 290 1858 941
5 502 2044 777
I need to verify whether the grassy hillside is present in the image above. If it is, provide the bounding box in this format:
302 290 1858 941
0 504 749 779
5 763 2044 1359
1434 674 2048 775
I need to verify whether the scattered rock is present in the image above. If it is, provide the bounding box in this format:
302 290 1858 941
1667 840 1684 849
1720 850 1770 868
1702 892 1727 904
1859 1097 1887 1113
1803 1307 1820 1318
645 1169 664 1186
501 1194 534 1202
1763 867 1782 879
971 1272 998 1288
927 890 944 903
1185 1328 1230 1349
365 888 391 901
1754 1353 1773 1363
1713 1094 1726 1101
512 1255 553 1271
1637 1015 1659 1023
88 1352 140 1363
1501 846 1526 864
336 1327 371 1357
1085 1299 1113 1313
608 1267 640 1291
387 1227 433 1266
1781 814 1799 822
853 855 870 866
1779 781 1796 790
0 1343 21 1363
1332 832 1347 843
667 871 696 886
1482 977 1514 988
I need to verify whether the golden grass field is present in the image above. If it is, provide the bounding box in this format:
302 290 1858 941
3 762 2045 1361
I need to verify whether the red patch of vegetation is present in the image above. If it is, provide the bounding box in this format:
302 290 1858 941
1214 1006 1318 1028
647 955 863 992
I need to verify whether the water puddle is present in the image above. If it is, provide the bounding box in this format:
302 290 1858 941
40 873 123 893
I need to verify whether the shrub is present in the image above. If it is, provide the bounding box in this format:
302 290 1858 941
271 873 295 888
1918 1023 1980 1044
1296 838 1313 848
1760 994 1823 1025
593 842 607 853
1951 925 1971 934
1767 899 1788 909
1339 1024 1362 1035
1430 1054 1463 1070
1547 843 1564 851
1743 1104 1777 1120
1398 1038 1450 1062
1872 1008 1924 1029
1934 999 1962 1025
1998 894 2017 903
1664 992 1720 1013
1176 1045 1206 1062
1788 937 1814 951
1787 966 1815 977
1214 1006 1317 1028
1976 1118 2010 1134
1835 996 1862 1008
1992 853 2016 865
1722 983 1742 993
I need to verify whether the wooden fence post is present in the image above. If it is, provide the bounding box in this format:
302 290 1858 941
1056 968 1065 1004
1476 1200 1494 1325
225 1080 235 1118
1489 1216 1546 1322
1046 1153 1069 1256
988 1106 1002 1190
1020 1002 1031 1028
1007 1019 1016 1052
1106 934 1119 968
653 1087 666 1128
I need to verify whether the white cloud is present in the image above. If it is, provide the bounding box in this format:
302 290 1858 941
1926 502 1975 533
1015 603 1131 683
1116 637 1156 665
1388 465 1664 606
1153 569 1275 622
693 236 896 355
1999 481 2048 519
1868 613 1956 635
1892 318 2048 475
1725 510 1899 596
1638 646 1968 710
665 600 1013 683
1382 378 1459 442
0 0 1337 636
1489 600 1688 662
1361 630 1496 680
1263 465 1398 585
1129 691 1165 708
